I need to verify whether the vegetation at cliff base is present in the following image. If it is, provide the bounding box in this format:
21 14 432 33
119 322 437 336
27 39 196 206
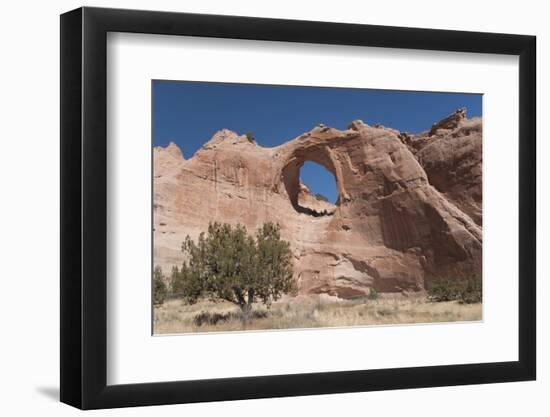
154 295 482 334
427 274 482 304
153 265 167 306
170 222 295 319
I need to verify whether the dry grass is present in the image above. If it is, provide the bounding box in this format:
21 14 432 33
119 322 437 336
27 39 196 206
153 294 482 335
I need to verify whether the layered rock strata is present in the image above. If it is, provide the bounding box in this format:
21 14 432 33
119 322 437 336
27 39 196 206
154 110 482 298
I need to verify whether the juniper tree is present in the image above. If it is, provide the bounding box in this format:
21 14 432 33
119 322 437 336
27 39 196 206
173 222 295 317
170 265 180 295
153 265 167 306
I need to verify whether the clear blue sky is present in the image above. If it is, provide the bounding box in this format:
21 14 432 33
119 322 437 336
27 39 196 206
153 80 482 203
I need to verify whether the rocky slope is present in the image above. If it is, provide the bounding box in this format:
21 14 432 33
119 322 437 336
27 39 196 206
154 109 482 298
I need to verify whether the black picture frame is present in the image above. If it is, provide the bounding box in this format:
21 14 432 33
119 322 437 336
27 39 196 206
60 6 536 410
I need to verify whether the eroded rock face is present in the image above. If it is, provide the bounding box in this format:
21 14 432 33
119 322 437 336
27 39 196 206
297 183 336 216
154 112 482 298
413 113 483 226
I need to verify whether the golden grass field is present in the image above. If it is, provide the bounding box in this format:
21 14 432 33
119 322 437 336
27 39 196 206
153 294 482 334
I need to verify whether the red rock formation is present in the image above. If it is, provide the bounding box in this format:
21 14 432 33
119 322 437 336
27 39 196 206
154 112 482 298
297 183 336 216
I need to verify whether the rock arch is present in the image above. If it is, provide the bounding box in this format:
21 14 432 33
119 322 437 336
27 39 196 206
281 147 340 216
154 115 483 298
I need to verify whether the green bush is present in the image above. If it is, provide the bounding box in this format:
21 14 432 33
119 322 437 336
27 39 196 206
153 265 167 305
367 288 379 300
427 277 459 302
192 310 268 327
427 274 482 304
171 222 295 317
314 193 329 202
458 275 482 304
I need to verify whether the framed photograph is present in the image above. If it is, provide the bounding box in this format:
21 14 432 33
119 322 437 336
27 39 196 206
60 6 536 409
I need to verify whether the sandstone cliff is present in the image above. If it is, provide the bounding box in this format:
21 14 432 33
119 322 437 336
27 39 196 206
154 110 482 298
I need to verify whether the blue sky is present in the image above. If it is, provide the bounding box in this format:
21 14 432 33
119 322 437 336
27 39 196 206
153 81 481 203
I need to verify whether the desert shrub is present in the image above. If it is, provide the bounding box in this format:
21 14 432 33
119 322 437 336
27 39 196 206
457 274 482 304
172 222 295 317
193 309 269 326
245 132 256 143
170 265 180 295
367 288 379 300
153 265 167 305
427 277 459 302
376 307 393 317
314 193 329 202
193 311 231 326
427 274 482 304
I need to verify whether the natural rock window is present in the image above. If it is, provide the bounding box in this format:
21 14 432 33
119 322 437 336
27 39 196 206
283 160 337 217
